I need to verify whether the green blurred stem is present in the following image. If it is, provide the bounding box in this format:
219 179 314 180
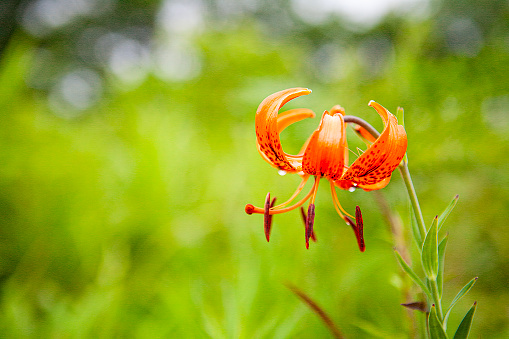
398 161 426 243
430 279 444 321
344 115 380 138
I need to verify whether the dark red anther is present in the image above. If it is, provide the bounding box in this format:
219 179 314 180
355 206 365 252
305 204 315 249
301 207 316 243
263 193 276 242
343 206 365 252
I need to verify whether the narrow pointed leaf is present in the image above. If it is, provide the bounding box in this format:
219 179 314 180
286 283 344 339
438 195 459 231
422 216 439 280
437 235 449 299
444 277 478 325
453 302 477 339
401 301 427 312
394 250 431 299
429 304 448 339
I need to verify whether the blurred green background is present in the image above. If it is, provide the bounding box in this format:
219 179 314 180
0 0 508 337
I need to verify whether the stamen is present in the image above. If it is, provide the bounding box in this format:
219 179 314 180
300 207 317 242
343 206 365 252
347 146 360 158
244 177 319 215
273 175 310 209
300 206 307 225
305 204 315 249
329 180 354 219
263 193 277 242
355 206 365 252
270 176 320 215
304 177 320 249
309 176 320 205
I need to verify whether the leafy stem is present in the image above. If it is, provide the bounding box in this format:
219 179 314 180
398 160 426 244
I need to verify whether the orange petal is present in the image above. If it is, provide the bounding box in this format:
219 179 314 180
302 111 348 180
340 101 407 189
277 108 315 133
358 176 391 191
256 88 312 172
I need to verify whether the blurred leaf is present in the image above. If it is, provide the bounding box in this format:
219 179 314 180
401 301 427 312
428 305 448 339
453 302 477 339
438 195 459 232
444 277 478 326
422 216 439 281
286 283 344 339
394 250 431 299
437 234 449 299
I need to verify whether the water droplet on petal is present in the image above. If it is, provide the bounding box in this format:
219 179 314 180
278 170 287 176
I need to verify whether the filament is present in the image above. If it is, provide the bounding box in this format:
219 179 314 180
330 180 354 219
309 176 320 205
273 175 310 209
247 176 320 215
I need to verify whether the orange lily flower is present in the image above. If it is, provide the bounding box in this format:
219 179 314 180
245 88 407 250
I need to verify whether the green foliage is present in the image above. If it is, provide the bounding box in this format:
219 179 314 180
394 250 431 299
438 195 459 232
429 305 449 339
444 278 478 326
422 216 439 281
437 235 449 299
0 0 508 337
453 302 477 339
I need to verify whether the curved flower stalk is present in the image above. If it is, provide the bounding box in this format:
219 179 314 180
245 88 407 250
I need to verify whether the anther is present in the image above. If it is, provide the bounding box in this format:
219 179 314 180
305 204 316 249
355 206 365 252
300 207 316 243
343 206 365 252
264 193 277 242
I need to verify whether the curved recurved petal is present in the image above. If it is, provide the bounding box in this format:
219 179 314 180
358 176 392 191
340 101 407 189
302 111 348 180
277 108 315 133
256 88 312 172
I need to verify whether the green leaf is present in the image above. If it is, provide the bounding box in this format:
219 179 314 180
438 195 459 231
422 216 439 280
394 250 431 299
453 302 477 339
428 304 448 339
437 235 449 299
444 277 478 325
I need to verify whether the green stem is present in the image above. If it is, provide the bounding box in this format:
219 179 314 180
430 279 444 321
398 161 426 244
